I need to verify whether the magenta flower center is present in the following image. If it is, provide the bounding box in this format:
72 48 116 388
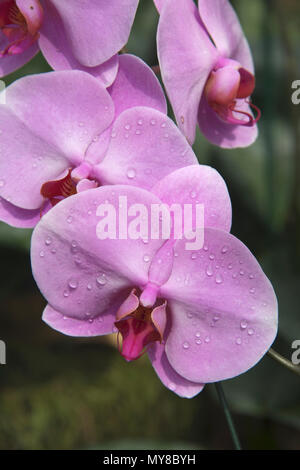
204 65 261 127
0 0 43 56
115 302 163 362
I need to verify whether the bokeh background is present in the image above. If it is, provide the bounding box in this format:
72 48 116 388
0 0 300 450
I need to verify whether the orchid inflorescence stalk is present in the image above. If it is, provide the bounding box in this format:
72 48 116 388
0 0 280 420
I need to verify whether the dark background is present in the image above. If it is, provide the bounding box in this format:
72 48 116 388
0 0 300 450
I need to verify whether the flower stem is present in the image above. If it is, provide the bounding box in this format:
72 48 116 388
267 348 300 377
214 382 242 450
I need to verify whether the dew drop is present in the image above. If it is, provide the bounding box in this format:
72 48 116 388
137 119 143 126
248 328 254 336
182 341 190 349
63 290 69 298
249 287 255 294
68 278 78 289
127 168 136 179
221 245 229 254
168 382 176 391
191 253 197 260
195 338 202 345
240 320 248 329
204 336 210 343
227 263 233 270
215 273 223 284
0 179 5 187
187 312 193 319
161 122 166 128
67 216 73 224
236 337 242 345
143 254 150 263
206 264 214 277
124 124 131 130
96 274 107 286
45 236 52 246
86 283 92 291
209 254 215 260
239 270 244 276
150 119 156 126
39 250 45 257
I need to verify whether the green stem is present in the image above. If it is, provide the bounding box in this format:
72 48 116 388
268 348 300 377
214 382 242 450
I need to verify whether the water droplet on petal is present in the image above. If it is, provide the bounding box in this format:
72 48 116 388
45 236 52 246
215 273 223 284
240 320 248 329
248 328 254 336
39 250 45 257
249 287 255 294
183 341 190 349
137 119 143 126
96 274 107 286
206 264 214 277
236 337 242 345
205 336 210 343
68 278 78 289
168 382 176 391
124 124 131 130
67 216 73 224
127 168 136 179
63 290 69 298
150 119 156 126
191 253 197 260
143 254 150 263
187 312 193 319
195 338 202 345
0 179 5 187
221 246 228 254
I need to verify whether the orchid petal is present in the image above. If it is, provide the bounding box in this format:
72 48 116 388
148 342 205 398
5 70 114 163
151 165 232 232
0 105 67 209
157 0 218 143
0 39 38 77
46 0 138 67
95 107 197 189
161 228 278 383
108 54 167 119
42 303 117 337
197 0 254 72
31 185 166 323
38 1 119 86
0 196 45 227
198 94 258 148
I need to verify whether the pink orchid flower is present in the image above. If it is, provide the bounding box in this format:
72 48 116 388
31 166 277 398
0 54 201 228
156 0 260 148
0 0 139 85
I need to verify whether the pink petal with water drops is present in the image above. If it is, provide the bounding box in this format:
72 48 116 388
95 107 197 190
5 70 114 162
31 185 166 328
161 228 278 383
148 341 205 398
151 164 232 232
0 106 67 209
42 303 118 337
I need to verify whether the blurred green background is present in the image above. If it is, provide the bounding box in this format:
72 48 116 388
0 0 300 450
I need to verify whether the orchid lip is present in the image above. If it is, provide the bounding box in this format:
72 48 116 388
114 290 167 362
0 0 43 56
